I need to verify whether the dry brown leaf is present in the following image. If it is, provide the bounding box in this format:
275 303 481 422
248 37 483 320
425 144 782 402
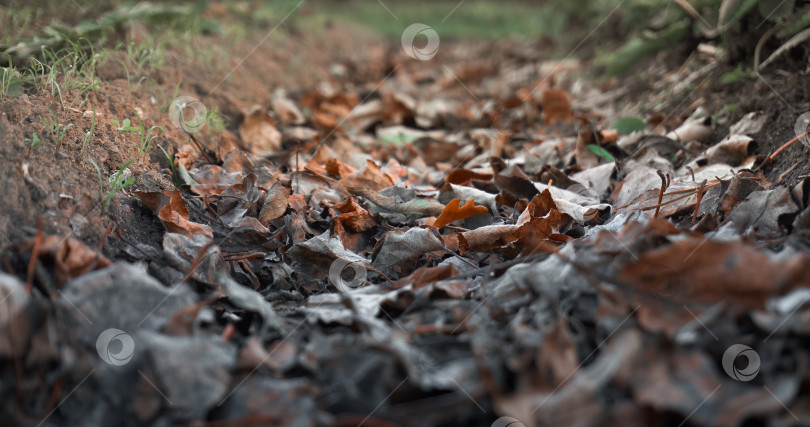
445 168 493 185
272 96 305 125
430 198 489 229
258 181 292 225
340 160 395 191
328 198 376 233
238 105 282 155
137 190 214 238
541 88 574 124
619 238 810 308
325 158 356 178
18 235 112 286
392 264 459 289
457 189 568 254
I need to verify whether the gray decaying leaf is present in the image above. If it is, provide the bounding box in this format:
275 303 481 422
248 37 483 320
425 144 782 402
58 263 197 342
729 111 768 135
211 376 328 425
163 233 223 286
139 331 236 421
725 187 798 238
216 273 283 332
372 227 445 272
439 182 499 213
287 231 370 281
0 273 27 357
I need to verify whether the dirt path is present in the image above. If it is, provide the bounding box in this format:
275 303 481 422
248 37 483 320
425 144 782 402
2 4 810 427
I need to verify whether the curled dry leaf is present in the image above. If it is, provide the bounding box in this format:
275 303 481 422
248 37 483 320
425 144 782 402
340 159 395 191
392 264 459 290
238 105 282 155
258 181 291 225
457 189 570 254
348 186 446 217
17 235 112 286
137 189 214 238
272 94 305 125
429 198 489 229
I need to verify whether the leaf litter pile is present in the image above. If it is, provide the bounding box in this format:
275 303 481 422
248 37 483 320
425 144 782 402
3 43 810 427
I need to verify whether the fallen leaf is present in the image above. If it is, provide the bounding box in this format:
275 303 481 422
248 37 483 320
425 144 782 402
138 190 214 238
541 88 574 124
238 105 282 155
430 198 489 229
258 181 291 225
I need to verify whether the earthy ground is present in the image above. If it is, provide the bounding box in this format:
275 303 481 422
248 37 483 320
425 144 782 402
2 2 810 427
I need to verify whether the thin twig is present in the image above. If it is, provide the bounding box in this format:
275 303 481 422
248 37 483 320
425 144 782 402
25 219 43 295
188 133 213 164
654 170 668 218
692 180 708 222
768 130 810 163
182 242 215 284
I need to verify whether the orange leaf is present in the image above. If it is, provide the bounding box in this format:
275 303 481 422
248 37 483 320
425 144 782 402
445 168 493 185
432 198 489 229
137 190 213 238
541 89 573 124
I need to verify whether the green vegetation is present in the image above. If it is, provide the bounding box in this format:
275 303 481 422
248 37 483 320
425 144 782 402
586 144 616 162
26 132 43 148
612 116 647 135
0 59 25 99
112 114 163 161
111 117 139 132
42 110 74 150
88 158 135 214
721 65 754 84
596 0 810 75
157 144 194 187
203 108 228 133
81 108 97 153
313 0 553 39
134 115 163 161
